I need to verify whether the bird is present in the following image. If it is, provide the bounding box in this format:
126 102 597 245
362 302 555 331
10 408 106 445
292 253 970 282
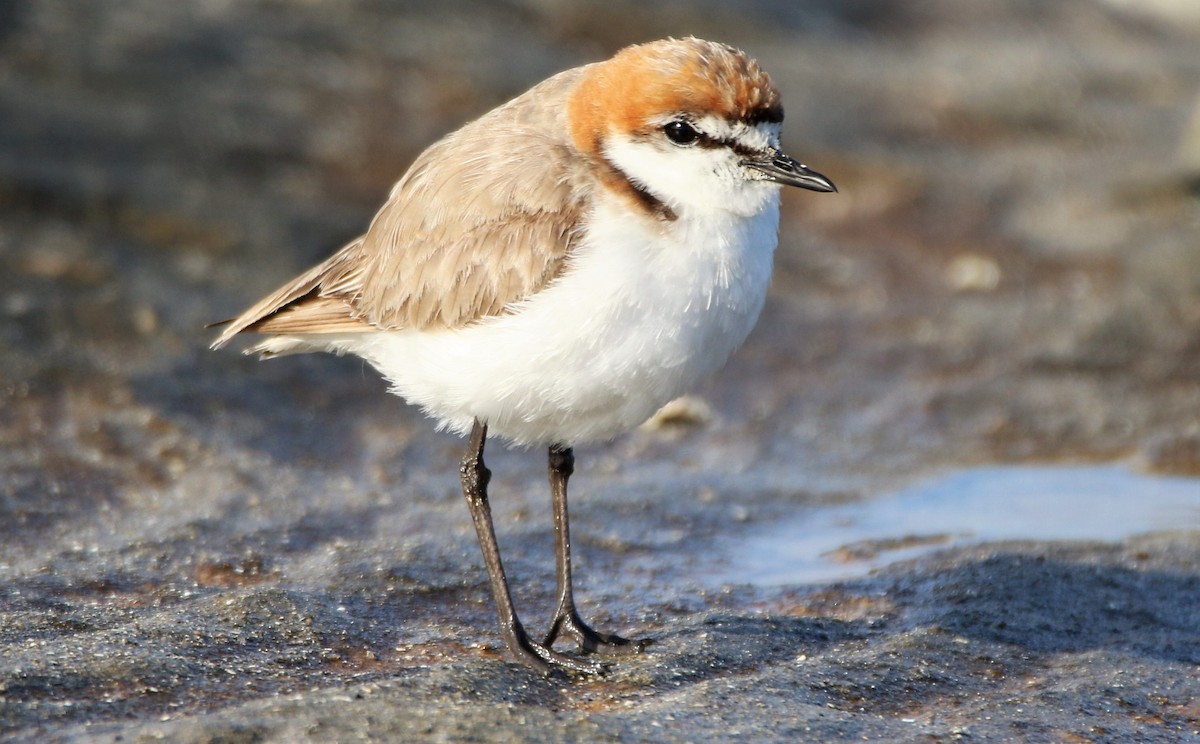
211 36 836 675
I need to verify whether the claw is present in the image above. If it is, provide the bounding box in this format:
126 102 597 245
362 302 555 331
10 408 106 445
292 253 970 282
544 607 652 657
517 633 607 675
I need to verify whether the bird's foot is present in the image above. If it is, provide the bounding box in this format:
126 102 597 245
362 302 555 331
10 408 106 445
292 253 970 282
503 624 606 675
544 607 653 657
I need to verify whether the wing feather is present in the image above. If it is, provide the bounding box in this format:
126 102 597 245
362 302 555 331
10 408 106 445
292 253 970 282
211 66 596 349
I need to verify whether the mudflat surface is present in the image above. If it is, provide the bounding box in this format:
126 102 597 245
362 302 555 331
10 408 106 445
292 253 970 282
3 1 1200 741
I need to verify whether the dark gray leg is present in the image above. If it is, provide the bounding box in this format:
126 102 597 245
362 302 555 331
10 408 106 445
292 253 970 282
543 444 651 655
459 419 600 674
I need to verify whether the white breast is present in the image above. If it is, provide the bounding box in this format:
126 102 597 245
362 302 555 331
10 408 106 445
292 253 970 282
349 193 780 446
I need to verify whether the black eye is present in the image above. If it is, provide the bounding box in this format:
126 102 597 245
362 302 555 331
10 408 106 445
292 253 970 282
663 120 699 145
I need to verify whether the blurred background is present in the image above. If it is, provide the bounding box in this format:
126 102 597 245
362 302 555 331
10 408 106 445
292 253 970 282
2 0 1200 739
4 0 1199 474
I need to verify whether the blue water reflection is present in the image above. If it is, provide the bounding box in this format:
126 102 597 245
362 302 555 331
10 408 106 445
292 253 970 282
715 466 1200 586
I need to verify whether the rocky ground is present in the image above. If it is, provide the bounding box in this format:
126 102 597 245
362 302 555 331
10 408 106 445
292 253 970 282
2 1 1200 741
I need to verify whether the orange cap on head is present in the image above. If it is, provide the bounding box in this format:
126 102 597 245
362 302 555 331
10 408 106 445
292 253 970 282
568 37 783 157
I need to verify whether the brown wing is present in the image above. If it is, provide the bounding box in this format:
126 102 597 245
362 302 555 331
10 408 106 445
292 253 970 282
211 67 595 350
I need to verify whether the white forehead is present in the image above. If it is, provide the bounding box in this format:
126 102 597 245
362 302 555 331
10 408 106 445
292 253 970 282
637 107 782 151
697 117 781 151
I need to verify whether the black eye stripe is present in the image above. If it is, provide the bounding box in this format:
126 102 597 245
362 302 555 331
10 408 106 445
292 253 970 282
686 132 758 158
693 133 761 159
648 121 768 159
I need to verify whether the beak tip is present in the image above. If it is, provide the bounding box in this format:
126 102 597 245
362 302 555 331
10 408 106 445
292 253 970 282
805 175 838 194
743 155 837 194
794 165 837 194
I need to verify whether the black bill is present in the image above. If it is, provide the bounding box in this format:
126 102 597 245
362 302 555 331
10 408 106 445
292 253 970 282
742 151 837 193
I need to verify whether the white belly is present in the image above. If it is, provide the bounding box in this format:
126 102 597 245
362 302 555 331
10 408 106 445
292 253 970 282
345 197 780 446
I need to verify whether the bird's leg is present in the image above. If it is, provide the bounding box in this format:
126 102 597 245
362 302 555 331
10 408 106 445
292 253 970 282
459 419 601 675
543 444 652 655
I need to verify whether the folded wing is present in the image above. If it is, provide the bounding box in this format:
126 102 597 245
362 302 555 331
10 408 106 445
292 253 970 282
211 68 593 350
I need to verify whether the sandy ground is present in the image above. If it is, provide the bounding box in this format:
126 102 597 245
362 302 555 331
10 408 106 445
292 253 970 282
2 1 1200 741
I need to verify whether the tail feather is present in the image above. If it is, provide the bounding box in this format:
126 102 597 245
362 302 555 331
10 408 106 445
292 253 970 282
243 334 371 360
210 238 371 350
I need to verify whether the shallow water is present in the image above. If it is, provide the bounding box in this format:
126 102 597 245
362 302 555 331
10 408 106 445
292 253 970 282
715 465 1200 586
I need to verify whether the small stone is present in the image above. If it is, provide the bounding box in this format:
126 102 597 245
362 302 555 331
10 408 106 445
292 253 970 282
640 395 714 430
945 253 1001 292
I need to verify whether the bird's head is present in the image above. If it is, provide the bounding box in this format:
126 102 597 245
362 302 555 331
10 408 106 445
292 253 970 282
568 37 836 219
